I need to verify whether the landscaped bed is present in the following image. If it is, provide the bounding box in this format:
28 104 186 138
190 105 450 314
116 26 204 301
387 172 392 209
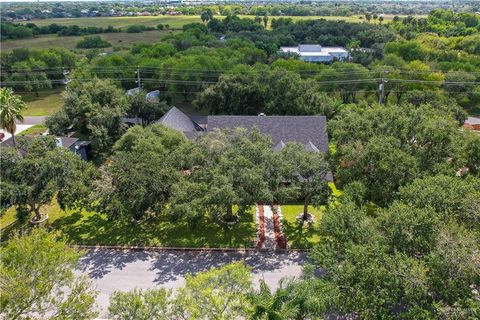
280 204 325 249
0 200 257 248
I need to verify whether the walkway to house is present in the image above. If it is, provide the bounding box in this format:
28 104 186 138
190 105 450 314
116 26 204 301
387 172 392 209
263 205 277 250
256 204 287 250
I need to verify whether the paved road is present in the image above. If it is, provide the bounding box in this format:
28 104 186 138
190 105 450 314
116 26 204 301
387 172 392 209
79 249 308 316
20 116 47 125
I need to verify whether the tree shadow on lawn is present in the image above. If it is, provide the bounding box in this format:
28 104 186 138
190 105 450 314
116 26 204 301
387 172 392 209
52 208 257 248
282 219 321 249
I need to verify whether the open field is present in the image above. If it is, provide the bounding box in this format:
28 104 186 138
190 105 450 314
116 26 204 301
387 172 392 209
3 14 425 51
19 15 202 28
19 87 63 116
1 29 175 52
19 14 425 29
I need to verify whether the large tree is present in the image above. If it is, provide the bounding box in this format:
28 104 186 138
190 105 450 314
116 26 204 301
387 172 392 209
170 128 272 227
95 124 187 221
47 78 128 154
0 136 96 221
279 142 330 220
0 88 25 147
126 91 168 126
5 59 51 97
304 198 480 319
329 103 465 205
0 229 98 319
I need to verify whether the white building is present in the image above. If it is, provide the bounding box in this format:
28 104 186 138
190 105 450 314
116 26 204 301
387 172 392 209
279 44 350 63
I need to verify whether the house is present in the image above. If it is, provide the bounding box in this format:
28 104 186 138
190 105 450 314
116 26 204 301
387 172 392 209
0 136 91 161
146 90 160 102
279 44 350 63
126 88 160 102
157 107 329 155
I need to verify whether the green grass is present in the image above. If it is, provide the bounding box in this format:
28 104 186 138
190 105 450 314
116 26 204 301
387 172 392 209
19 14 422 29
20 87 63 116
20 15 202 28
18 124 47 136
1 30 175 52
1 199 257 248
0 198 66 243
281 204 325 249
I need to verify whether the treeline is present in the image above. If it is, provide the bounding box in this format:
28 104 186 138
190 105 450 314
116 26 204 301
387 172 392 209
3 1 479 20
0 22 158 40
391 9 480 38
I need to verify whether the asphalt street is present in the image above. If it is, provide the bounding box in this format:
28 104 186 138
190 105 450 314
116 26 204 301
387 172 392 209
20 116 47 125
79 249 308 316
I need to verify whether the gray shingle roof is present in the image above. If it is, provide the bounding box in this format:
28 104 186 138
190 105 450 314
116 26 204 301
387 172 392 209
157 107 199 132
305 140 320 153
206 115 329 153
0 136 79 148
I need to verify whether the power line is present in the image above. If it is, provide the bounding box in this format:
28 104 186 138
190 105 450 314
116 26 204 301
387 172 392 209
3 66 480 77
2 77 479 86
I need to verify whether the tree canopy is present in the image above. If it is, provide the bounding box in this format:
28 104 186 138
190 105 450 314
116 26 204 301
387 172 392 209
0 229 97 319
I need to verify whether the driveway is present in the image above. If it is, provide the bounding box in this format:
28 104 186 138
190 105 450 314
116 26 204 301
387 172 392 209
79 249 308 316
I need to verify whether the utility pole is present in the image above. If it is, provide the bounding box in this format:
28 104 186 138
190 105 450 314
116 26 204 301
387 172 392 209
135 67 141 90
378 69 389 104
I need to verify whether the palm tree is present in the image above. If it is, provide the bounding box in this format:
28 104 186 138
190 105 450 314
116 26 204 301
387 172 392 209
0 88 26 147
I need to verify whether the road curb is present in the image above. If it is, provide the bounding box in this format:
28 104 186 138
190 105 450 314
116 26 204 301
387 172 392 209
73 244 311 253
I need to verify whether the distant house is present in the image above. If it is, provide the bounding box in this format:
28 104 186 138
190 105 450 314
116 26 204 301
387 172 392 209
158 106 330 155
0 136 91 161
280 44 349 63
126 87 141 96
126 88 160 102
464 117 480 132
146 90 160 102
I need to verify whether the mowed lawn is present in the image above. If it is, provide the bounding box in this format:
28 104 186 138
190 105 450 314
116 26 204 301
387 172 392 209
0 200 257 248
19 87 63 116
1 30 175 52
281 204 325 249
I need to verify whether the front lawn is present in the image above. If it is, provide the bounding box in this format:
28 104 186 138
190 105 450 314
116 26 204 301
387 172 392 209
20 87 63 116
1 200 257 248
19 124 48 136
281 204 325 249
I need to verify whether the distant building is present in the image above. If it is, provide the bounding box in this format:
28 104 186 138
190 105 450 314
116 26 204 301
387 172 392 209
146 90 160 101
279 44 349 63
464 117 480 132
125 88 160 102
126 87 141 96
